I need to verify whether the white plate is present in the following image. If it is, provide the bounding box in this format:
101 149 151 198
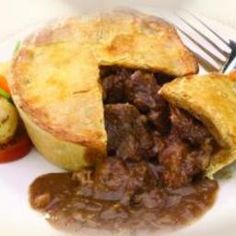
0 7 236 236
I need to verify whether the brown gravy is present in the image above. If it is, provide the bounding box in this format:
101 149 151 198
30 173 217 231
29 68 219 232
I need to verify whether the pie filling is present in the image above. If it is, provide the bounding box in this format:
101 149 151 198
29 67 219 232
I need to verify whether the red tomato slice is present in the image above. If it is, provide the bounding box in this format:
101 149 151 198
0 74 32 163
0 131 32 163
0 75 10 94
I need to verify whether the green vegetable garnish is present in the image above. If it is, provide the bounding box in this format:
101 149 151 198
0 87 11 101
13 41 21 55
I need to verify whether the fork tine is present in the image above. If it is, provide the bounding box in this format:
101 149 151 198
177 14 229 57
176 26 225 65
186 11 231 48
189 49 219 72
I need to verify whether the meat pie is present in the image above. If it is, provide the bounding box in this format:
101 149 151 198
8 9 236 233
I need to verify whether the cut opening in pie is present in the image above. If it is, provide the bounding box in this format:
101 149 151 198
101 66 220 188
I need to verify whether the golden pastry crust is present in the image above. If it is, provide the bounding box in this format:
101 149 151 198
23 10 198 76
160 73 236 176
11 44 105 148
9 9 198 170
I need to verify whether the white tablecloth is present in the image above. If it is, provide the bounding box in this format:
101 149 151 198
0 0 235 42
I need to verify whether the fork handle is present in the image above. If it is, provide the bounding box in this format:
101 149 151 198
222 41 236 73
223 57 236 73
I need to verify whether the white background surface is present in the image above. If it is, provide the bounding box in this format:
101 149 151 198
0 0 236 42
0 1 236 236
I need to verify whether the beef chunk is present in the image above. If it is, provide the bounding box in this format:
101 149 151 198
93 159 129 201
94 159 158 204
170 107 213 145
125 71 170 134
104 104 154 161
102 69 170 134
125 71 159 113
101 68 131 103
159 130 213 189
126 162 157 192
155 107 215 188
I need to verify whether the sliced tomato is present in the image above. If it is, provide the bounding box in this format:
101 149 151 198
0 131 32 163
0 75 10 94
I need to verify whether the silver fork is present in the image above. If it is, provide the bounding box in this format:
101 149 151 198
172 11 236 73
